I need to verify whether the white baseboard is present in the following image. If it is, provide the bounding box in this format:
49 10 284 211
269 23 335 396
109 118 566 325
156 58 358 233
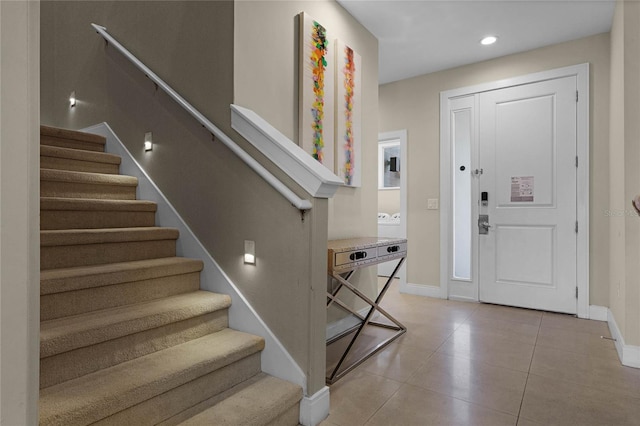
449 295 478 303
448 280 477 302
589 305 608 321
401 282 445 298
607 308 640 369
299 386 330 426
85 123 309 393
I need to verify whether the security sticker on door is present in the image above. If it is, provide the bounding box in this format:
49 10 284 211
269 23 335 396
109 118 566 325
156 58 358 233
511 176 534 202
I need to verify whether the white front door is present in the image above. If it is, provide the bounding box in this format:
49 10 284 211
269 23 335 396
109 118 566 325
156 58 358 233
478 76 577 314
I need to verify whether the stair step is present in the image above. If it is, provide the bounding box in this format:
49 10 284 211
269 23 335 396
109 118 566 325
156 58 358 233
41 227 179 270
39 329 265 426
40 291 231 388
174 373 302 426
41 257 203 320
41 197 157 230
41 125 106 152
41 169 138 200
41 145 121 174
41 290 230 357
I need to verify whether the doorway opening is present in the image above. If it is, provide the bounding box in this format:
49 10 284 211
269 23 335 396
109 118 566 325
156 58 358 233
378 130 407 291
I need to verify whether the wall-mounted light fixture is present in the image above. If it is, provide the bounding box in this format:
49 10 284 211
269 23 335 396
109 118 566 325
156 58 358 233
69 91 76 108
390 156 399 172
244 240 256 265
144 132 153 151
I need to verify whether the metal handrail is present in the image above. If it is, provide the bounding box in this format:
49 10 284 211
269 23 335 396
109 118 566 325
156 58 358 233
91 23 313 214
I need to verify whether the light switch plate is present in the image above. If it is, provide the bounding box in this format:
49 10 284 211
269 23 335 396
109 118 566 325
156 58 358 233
427 198 439 210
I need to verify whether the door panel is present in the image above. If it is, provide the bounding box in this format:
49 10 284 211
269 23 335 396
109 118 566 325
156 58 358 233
495 225 555 286
478 76 577 314
495 96 556 208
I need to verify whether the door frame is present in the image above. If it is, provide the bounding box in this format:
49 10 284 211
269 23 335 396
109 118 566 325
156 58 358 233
379 129 408 291
439 63 590 318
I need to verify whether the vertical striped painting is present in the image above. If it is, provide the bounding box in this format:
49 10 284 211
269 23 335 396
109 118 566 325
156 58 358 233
299 12 334 172
336 40 362 187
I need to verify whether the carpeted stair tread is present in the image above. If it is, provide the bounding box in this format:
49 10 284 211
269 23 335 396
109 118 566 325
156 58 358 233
41 125 107 145
39 329 265 426
41 145 121 165
41 197 156 212
177 373 302 426
41 290 231 358
41 168 137 186
41 168 138 200
41 125 106 152
40 227 178 270
41 227 179 247
41 198 158 230
41 257 202 295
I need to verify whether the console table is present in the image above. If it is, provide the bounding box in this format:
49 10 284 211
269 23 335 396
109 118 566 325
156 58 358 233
326 237 407 384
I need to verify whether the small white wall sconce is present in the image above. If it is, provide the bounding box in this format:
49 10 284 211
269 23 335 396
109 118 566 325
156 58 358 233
69 91 76 108
244 240 256 264
144 132 153 151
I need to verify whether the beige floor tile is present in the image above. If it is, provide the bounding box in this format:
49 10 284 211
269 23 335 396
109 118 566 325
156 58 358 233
407 352 528 415
325 370 402 426
417 309 477 328
404 315 462 333
530 345 640 399
516 417 544 426
437 328 535 372
456 316 540 346
535 324 618 360
541 312 611 336
365 384 517 426
360 341 433 382
473 303 543 327
382 298 471 325
520 373 640 426
326 283 640 425
393 321 453 351
326 323 404 380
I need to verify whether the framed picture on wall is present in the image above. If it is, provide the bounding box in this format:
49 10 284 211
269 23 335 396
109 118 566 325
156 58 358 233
335 39 362 187
298 12 335 172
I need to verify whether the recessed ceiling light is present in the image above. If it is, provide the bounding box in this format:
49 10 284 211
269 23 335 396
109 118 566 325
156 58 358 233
481 36 498 46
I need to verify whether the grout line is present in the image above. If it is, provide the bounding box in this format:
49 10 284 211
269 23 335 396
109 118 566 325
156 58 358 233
516 312 542 423
361 382 403 426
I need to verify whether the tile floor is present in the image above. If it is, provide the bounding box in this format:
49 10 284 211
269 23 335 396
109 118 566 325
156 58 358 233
321 279 640 426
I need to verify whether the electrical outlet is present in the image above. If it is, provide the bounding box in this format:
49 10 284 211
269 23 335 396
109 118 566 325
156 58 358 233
427 198 439 210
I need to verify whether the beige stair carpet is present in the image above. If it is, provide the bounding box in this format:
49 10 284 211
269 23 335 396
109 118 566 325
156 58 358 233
38 125 301 425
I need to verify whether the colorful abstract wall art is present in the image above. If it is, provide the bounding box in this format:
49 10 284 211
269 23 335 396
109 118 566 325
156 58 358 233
335 39 362 187
299 12 335 172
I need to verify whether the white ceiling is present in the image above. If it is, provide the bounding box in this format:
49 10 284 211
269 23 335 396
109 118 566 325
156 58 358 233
337 0 616 84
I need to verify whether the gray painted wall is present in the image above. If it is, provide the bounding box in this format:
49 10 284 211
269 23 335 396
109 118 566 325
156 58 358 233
40 0 331 393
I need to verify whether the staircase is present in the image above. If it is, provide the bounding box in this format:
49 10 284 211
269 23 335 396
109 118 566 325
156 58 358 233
39 125 302 425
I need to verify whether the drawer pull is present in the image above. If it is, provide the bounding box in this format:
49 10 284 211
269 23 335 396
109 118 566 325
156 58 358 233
386 245 399 253
349 251 368 261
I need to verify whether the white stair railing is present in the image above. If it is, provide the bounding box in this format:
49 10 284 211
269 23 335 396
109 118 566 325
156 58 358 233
91 23 313 215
